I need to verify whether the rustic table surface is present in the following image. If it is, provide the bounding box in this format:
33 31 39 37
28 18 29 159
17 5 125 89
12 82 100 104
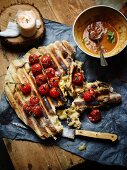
0 0 126 170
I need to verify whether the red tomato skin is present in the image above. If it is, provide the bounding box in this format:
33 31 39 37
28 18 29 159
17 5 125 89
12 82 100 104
83 88 96 102
83 91 93 102
41 54 52 68
23 103 32 114
49 77 59 87
45 68 55 79
31 64 42 76
49 87 60 98
35 74 47 86
29 54 39 65
38 84 49 95
20 83 31 95
30 96 40 105
72 72 84 85
87 109 102 123
32 105 42 117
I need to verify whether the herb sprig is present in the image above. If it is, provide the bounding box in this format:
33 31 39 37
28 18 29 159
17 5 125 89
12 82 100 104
107 31 115 43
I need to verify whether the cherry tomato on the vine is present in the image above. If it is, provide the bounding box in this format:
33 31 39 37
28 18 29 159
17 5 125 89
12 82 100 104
38 84 49 95
20 83 31 95
49 77 59 87
29 54 39 65
87 109 102 123
31 63 42 76
35 74 47 86
49 87 60 98
45 67 55 79
72 72 84 85
41 54 52 68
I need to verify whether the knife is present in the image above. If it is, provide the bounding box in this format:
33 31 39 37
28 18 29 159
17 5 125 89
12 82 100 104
62 128 118 142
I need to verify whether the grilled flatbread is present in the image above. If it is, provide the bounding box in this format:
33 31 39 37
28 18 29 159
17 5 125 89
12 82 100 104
4 40 75 139
4 40 121 139
57 81 121 129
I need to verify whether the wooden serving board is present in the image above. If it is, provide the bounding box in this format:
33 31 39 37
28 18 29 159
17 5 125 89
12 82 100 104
0 3 44 50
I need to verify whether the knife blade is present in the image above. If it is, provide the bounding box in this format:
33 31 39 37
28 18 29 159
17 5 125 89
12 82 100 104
62 128 118 142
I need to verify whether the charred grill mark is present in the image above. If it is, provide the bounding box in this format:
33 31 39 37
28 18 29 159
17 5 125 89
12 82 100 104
59 91 65 103
62 50 68 58
42 46 60 69
14 93 23 107
91 85 97 89
27 118 36 131
62 41 75 56
28 117 50 139
37 118 53 138
99 89 110 95
41 105 48 119
5 84 28 125
51 59 58 70
50 97 59 107
42 96 55 114
51 48 68 70
47 53 60 69
54 42 71 66
98 82 109 88
44 118 58 134
55 42 69 58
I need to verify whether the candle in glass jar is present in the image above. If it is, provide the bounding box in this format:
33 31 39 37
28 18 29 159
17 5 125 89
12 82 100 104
16 10 37 37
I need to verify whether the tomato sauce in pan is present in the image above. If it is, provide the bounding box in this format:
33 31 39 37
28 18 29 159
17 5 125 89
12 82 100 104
83 21 118 54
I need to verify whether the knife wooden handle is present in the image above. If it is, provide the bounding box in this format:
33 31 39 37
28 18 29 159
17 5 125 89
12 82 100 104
75 130 118 142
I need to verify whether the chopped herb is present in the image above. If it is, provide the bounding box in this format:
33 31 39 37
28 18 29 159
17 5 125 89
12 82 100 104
83 37 89 45
78 143 86 151
107 31 115 43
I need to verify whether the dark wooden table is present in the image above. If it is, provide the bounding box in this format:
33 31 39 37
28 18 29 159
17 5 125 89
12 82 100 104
0 0 126 169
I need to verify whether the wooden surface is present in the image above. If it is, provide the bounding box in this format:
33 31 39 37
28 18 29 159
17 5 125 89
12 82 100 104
0 0 124 170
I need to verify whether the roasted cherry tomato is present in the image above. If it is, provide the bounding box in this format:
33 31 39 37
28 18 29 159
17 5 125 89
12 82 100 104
45 67 55 79
49 87 60 98
38 84 49 95
31 63 42 76
30 96 40 106
35 74 47 86
23 103 32 114
49 77 59 87
20 83 31 95
87 109 102 123
32 105 42 117
41 54 52 68
72 72 84 85
83 88 96 102
89 88 96 95
29 54 39 65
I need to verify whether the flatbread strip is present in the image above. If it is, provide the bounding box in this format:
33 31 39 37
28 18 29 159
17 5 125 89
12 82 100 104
72 81 122 111
57 81 122 129
4 40 75 139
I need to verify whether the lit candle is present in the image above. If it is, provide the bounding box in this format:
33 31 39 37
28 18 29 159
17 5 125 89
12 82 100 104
16 10 36 37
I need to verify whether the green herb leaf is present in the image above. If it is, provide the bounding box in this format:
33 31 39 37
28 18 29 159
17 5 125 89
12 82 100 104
78 143 86 151
83 37 89 45
107 31 115 43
